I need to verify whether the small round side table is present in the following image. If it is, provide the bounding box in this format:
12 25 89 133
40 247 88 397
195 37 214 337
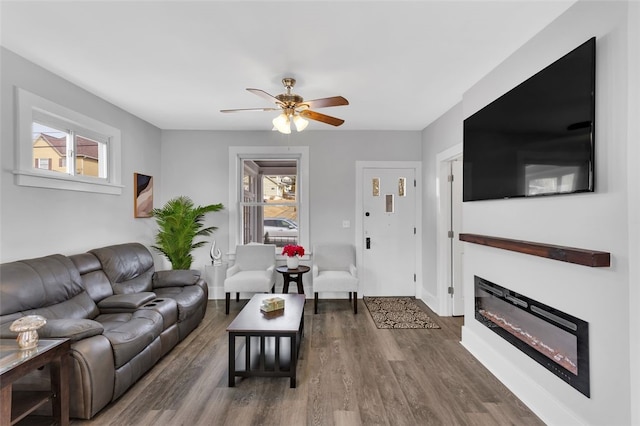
276 265 310 295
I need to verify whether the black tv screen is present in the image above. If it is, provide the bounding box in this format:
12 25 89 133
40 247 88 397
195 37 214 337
463 37 595 202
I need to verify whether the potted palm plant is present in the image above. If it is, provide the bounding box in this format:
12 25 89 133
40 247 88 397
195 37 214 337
152 196 224 270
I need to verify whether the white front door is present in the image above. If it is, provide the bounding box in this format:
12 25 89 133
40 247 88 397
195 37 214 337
362 167 416 296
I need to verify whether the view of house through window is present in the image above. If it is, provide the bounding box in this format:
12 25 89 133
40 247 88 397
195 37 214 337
32 122 107 179
242 159 298 247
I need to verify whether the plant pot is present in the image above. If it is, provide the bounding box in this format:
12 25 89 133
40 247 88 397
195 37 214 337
286 256 299 269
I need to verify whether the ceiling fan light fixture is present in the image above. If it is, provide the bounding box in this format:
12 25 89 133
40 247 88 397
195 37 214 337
293 114 309 132
272 113 291 134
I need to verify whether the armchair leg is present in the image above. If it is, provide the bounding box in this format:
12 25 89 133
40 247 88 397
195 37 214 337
225 292 230 315
236 293 240 302
349 292 352 302
314 292 318 314
353 291 358 314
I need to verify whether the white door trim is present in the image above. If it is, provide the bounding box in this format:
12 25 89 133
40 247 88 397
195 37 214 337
356 161 423 298
435 144 463 316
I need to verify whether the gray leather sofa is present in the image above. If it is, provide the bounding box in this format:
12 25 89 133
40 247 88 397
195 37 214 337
0 242 208 419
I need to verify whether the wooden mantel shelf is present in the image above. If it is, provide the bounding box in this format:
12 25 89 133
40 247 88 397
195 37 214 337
458 233 611 267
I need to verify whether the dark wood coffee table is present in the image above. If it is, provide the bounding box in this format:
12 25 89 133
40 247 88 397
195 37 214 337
227 293 305 388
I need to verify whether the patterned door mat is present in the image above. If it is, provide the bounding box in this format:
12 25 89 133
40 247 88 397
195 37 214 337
364 297 441 329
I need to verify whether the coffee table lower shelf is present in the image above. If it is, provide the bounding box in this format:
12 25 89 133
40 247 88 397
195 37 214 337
228 332 301 388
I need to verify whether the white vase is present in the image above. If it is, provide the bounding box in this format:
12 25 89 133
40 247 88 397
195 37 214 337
286 256 299 269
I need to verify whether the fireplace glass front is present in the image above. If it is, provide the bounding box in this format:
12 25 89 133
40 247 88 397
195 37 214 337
474 276 590 397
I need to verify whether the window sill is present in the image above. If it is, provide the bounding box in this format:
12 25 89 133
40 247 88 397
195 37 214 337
13 170 123 195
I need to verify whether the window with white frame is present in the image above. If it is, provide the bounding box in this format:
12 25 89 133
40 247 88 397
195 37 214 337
15 88 122 194
242 159 299 247
229 147 309 254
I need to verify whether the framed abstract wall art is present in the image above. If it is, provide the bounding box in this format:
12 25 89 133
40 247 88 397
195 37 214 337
134 173 153 218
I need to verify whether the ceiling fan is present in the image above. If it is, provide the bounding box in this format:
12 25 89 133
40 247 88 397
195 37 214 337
220 77 349 134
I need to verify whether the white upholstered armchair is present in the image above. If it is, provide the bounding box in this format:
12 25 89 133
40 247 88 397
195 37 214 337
224 244 276 314
312 244 358 314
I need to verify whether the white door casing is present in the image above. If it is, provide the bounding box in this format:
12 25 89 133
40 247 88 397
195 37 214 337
451 158 464 316
435 144 463 316
356 162 421 297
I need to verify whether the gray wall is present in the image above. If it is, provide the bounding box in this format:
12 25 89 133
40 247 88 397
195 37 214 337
0 47 162 261
422 2 639 424
159 130 422 270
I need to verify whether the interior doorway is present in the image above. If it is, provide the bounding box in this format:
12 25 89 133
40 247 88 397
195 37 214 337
449 157 464 316
436 145 463 316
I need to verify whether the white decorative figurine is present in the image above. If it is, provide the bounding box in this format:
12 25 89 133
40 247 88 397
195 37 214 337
210 240 222 266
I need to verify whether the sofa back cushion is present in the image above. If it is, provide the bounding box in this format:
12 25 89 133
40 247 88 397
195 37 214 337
90 243 155 294
0 254 100 322
69 252 114 303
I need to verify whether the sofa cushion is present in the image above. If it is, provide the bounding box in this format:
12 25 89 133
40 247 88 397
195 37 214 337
24 292 100 320
154 286 205 322
39 318 104 341
0 254 86 315
90 243 154 295
70 252 115 303
152 270 199 288
96 309 164 368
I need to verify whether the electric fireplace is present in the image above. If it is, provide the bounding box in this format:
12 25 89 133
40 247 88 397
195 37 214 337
474 276 590 397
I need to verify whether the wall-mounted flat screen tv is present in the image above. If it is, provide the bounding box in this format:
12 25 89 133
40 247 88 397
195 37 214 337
463 37 595 202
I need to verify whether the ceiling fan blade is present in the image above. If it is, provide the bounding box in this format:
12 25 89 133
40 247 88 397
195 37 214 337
247 88 282 105
300 110 345 126
300 96 349 109
220 107 281 113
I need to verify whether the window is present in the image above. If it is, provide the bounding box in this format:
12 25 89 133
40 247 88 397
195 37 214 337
242 159 299 247
15 88 122 194
229 146 309 254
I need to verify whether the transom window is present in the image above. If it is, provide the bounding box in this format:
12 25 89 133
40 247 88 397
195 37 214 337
32 122 108 179
15 88 122 194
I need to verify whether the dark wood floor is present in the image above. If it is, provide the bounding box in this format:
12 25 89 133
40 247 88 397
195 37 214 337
68 299 543 426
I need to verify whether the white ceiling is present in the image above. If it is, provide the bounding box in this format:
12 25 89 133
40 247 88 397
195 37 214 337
0 0 575 131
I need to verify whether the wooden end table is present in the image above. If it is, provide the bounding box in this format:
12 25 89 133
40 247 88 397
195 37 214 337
0 338 70 426
227 293 305 388
275 265 310 295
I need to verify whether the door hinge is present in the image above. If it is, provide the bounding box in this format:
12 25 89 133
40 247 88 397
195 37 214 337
414 227 416 235
414 179 417 187
448 230 454 238
448 286 454 295
414 274 416 282
448 174 454 182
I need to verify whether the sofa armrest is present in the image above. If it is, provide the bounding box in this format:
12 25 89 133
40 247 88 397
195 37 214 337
39 319 104 342
97 292 157 312
152 270 200 288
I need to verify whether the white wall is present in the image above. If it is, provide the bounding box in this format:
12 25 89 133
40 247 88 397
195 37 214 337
422 1 637 424
0 48 162 261
421 102 462 309
160 130 422 273
626 2 640 424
